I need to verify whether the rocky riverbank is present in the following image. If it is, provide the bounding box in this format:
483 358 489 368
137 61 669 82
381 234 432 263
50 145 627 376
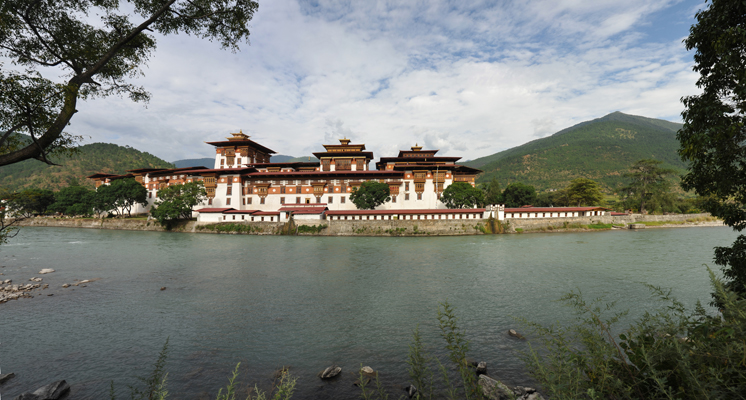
0 267 98 305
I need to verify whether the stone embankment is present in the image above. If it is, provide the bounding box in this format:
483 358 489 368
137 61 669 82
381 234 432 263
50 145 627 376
508 213 722 234
16 213 722 237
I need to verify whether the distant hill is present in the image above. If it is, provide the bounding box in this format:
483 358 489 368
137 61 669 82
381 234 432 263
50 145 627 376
270 155 294 163
465 112 686 192
280 155 318 163
173 158 214 168
0 143 174 191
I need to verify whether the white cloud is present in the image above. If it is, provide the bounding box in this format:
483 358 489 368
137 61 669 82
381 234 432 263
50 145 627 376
61 0 701 162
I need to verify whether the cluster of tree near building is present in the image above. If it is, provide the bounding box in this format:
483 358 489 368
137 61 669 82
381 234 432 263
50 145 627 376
2 180 208 228
2 179 146 219
478 158 703 214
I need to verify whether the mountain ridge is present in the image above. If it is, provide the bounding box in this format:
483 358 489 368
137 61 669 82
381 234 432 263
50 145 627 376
465 112 686 192
0 142 174 191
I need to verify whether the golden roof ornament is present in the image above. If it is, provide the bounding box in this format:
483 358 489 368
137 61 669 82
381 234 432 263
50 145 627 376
411 143 423 152
227 130 250 141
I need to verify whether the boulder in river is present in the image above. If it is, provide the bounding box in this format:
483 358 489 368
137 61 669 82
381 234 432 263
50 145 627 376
38 269 55 274
360 366 375 375
508 329 525 340
476 361 487 375
404 384 417 398
318 365 341 379
0 372 15 384
479 375 513 400
13 380 70 400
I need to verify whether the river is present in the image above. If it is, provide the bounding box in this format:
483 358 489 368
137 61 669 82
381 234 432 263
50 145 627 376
0 226 737 399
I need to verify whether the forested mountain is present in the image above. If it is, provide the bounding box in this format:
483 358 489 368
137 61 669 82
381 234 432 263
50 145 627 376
0 143 173 191
172 157 214 168
465 112 686 192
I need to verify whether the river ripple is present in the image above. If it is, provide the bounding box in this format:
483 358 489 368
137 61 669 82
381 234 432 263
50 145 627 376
0 226 737 399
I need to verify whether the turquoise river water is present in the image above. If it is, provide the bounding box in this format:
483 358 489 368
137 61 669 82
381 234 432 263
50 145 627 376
0 226 738 399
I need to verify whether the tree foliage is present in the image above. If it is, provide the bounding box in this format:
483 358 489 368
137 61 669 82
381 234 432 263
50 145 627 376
5 188 55 217
501 182 536 208
620 159 676 214
349 181 391 210
95 178 147 217
0 0 258 166
150 181 206 228
566 178 604 206
50 185 95 216
534 189 569 207
678 0 746 302
440 182 484 209
482 178 502 205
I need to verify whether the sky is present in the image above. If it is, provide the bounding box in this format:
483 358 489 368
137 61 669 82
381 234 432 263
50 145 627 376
69 0 705 163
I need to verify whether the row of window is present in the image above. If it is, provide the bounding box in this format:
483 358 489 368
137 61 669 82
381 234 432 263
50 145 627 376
507 212 580 218
218 213 482 222
223 215 274 222
331 213 480 220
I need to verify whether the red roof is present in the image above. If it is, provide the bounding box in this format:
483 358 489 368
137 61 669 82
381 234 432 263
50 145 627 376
87 173 120 179
245 170 401 177
326 208 485 215
147 166 212 176
189 167 256 174
278 207 327 214
195 208 234 213
205 139 276 154
252 211 280 216
224 209 259 214
504 207 609 213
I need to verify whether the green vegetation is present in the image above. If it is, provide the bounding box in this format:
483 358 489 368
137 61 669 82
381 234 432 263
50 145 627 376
385 227 407 236
678 0 746 305
296 224 327 234
171 158 214 169
97 178 148 217
520 271 746 400
587 223 613 230
350 181 391 210
49 185 96 216
482 178 502 205
198 223 262 234
567 178 604 207
620 159 676 214
151 182 206 229
466 112 686 192
502 182 537 207
4 188 55 217
0 142 173 191
441 181 485 208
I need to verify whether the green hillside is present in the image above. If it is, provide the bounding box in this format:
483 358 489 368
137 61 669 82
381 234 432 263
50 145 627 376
0 142 174 191
465 112 687 192
173 157 214 168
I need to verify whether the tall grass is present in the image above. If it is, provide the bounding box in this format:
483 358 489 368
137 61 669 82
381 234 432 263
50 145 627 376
518 269 746 399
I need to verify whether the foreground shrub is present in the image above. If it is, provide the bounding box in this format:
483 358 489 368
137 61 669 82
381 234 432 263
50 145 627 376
519 269 746 400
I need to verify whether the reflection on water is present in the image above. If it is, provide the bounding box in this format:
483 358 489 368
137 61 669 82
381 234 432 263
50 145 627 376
0 226 736 399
